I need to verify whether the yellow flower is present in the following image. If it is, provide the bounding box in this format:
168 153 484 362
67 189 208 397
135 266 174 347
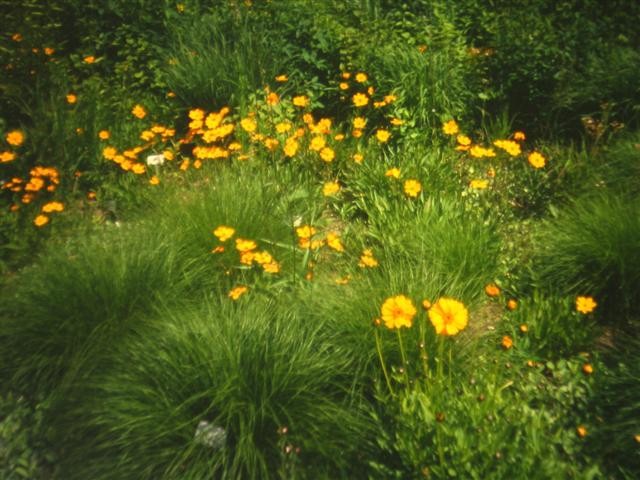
319 147 335 163
457 134 471 146
83 55 96 64
189 108 205 120
323 181 340 196
501 335 514 349
442 120 459 135
309 135 326 151
235 238 257 252
352 129 363 138
507 299 518 311
41 201 64 213
1 151 16 163
66 93 77 104
131 104 147 119
576 426 588 438
576 296 597 314
6 130 24 147
470 179 489 189
253 250 274 265
102 146 117 160
355 72 368 83
513 131 526 141
326 232 345 252
385 167 400 179
493 139 521 156
98 130 110 140
284 138 299 157
296 225 316 239
213 225 235 242
428 297 469 336
353 117 367 129
33 214 49 227
469 146 496 158
149 176 160 185
275 74 288 82
403 179 422 198
228 285 248 300
381 295 417 330
352 93 369 107
352 153 364 164
276 122 292 133
292 95 309 107
240 117 257 133
376 129 391 143
390 117 403 126
358 249 379 268
131 163 146 174
263 262 280 273
528 151 546 169
266 91 279 105
339 82 349 90
484 283 500 297
582 363 594 375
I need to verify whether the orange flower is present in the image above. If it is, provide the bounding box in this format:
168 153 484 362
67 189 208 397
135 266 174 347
501 335 513 349
131 104 147 119
381 295 417 329
83 55 96 64
228 285 248 300
485 283 500 297
33 214 49 227
428 297 469 336
582 363 594 375
507 299 518 311
98 130 110 140
6 130 24 147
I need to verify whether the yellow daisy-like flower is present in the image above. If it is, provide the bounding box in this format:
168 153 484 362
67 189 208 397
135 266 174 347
6 130 24 147
309 135 326 152
442 120 459 135
275 74 288 82
457 134 471 146
240 117 257 133
292 95 309 107
355 72 368 83
353 117 367 129
484 283 500 297
228 285 248 300
131 104 147 119
66 93 77 104
319 147 335 163
1 151 16 163
33 214 49 227
513 131 526 141
376 129 391 143
358 249 379 268
385 167 401 179
428 297 469 336
323 181 340 196
326 232 345 252
493 139 522 156
284 137 299 157
149 176 160 185
576 296 597 314
131 163 146 174
381 295 417 330
41 201 64 213
83 55 95 64
352 93 369 107
352 153 364 164
501 335 514 349
213 225 235 242
98 130 110 140
296 225 316 239
403 179 422 198
528 151 546 169
189 109 205 120
235 238 257 252
339 82 349 90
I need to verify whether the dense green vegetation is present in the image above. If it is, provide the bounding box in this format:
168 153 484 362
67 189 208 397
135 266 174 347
1 1 639 478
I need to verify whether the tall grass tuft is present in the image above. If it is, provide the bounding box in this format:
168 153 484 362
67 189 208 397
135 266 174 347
532 192 640 322
53 298 373 479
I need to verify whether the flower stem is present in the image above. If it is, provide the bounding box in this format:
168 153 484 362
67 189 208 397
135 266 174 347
375 329 394 397
397 328 410 387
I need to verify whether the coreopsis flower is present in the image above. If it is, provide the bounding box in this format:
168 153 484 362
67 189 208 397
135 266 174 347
485 283 500 297
376 129 391 143
83 55 96 64
34 214 49 227
263 262 280 273
149 176 160 185
501 335 513 349
355 72 368 83
403 179 422 197
131 104 147 119
98 130 110 140
390 117 403 126
385 167 400 179
428 297 469 336
576 296 597 314
266 92 279 105
276 122 292 133
189 108 205 121
582 363 594 375
326 232 344 252
131 163 146 174
352 93 369 107
323 181 340 196
469 146 496 158
236 238 257 254
442 120 459 135
292 95 309 107
381 295 417 329
513 131 526 141
339 82 349 90
353 117 367 129
358 249 378 267
228 286 248 300
309 136 326 151
6 130 24 146
102 147 117 160
528 151 546 169
296 225 316 240
275 74 288 82
493 139 521 156
507 299 518 311
41 201 64 213
213 225 235 242
470 179 489 189
576 426 588 438
519 324 528 333
319 147 335 163
457 134 471 147
351 129 363 138
1 151 16 163
66 93 77 104
240 117 257 133
352 153 363 164
284 138 299 157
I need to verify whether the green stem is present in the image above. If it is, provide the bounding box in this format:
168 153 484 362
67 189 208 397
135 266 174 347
419 319 429 381
375 329 394 397
397 328 410 387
